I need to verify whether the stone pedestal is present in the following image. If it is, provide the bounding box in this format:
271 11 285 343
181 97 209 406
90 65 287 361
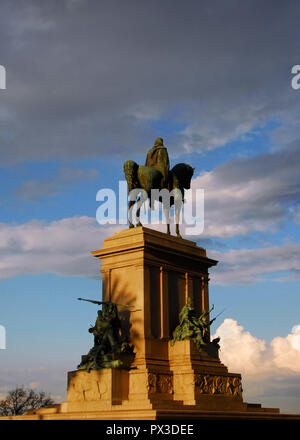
4 227 290 420
55 227 279 417
168 340 243 410
61 369 130 412
91 226 217 366
55 227 257 416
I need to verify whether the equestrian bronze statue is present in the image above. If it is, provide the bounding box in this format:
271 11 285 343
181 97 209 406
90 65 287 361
123 138 194 237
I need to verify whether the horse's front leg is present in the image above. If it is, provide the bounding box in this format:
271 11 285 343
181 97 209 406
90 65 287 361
128 200 135 228
174 189 183 238
163 204 171 235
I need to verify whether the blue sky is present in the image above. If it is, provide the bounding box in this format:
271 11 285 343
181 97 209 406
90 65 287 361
1 0 300 413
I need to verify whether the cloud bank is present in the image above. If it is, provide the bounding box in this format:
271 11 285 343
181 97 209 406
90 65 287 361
213 319 300 376
16 168 99 202
213 319 300 412
0 216 121 280
0 0 299 163
208 242 300 285
190 140 300 240
0 216 299 285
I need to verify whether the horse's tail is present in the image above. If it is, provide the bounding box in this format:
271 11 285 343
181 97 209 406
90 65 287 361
123 160 139 191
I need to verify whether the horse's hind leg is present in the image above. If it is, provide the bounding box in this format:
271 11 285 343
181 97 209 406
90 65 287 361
136 193 147 227
136 198 142 227
137 190 149 227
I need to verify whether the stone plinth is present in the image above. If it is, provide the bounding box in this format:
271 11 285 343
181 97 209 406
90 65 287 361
3 227 297 420
61 369 130 412
168 340 244 409
91 226 217 369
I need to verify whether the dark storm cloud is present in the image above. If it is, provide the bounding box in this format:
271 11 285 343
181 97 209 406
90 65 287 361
189 137 300 243
16 167 99 202
0 0 299 163
205 137 300 203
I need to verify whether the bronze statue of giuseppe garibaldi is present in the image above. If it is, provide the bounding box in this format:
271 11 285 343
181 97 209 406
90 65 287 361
145 137 170 189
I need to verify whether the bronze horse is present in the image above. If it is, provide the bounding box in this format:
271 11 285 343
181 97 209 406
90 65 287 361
123 161 194 237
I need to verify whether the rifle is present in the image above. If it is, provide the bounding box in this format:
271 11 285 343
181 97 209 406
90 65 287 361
199 305 225 326
210 308 226 325
77 298 141 311
78 298 104 306
200 304 214 319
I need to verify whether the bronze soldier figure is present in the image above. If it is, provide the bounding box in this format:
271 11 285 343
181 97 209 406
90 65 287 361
77 298 134 371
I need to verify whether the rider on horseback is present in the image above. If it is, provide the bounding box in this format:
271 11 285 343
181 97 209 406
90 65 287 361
124 138 194 235
145 137 170 189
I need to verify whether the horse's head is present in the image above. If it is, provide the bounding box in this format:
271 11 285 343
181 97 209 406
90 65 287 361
171 163 194 189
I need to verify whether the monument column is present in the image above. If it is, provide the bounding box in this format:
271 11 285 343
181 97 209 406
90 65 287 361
92 227 218 363
159 266 169 339
90 227 225 405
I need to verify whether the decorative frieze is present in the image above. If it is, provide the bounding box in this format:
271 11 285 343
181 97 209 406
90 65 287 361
194 374 242 397
147 372 174 395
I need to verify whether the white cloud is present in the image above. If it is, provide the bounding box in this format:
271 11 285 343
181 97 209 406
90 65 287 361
212 319 300 412
213 319 300 377
0 217 121 280
189 140 300 240
208 242 300 285
271 326 300 374
212 318 269 375
0 216 299 285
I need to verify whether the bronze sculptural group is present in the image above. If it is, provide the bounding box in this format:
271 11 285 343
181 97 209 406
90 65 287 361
171 298 220 352
123 137 194 238
77 298 134 372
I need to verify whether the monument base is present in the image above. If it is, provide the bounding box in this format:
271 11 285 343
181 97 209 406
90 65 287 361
3 340 294 420
2 228 300 420
4 340 297 420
